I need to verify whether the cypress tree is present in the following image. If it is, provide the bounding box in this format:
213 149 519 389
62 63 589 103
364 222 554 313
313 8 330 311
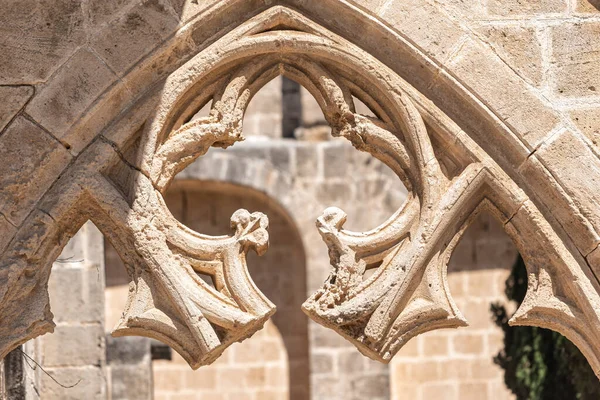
491 255 600 400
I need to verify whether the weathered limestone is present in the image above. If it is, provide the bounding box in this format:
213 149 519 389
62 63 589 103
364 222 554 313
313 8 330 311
486 0 568 15
26 48 119 138
19 222 109 399
0 0 85 84
552 22 600 97
571 107 600 147
106 336 153 400
478 26 543 87
0 116 72 225
0 86 34 132
1 0 600 387
89 0 179 76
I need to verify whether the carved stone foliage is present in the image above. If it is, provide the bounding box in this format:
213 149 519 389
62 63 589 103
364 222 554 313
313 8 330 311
2 5 600 375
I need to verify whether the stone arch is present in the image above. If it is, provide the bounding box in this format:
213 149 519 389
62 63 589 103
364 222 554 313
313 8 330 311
1 2 600 378
105 176 312 399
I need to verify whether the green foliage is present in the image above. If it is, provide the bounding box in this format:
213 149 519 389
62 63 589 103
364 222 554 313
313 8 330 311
491 255 600 400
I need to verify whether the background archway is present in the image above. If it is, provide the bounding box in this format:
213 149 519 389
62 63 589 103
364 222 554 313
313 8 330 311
105 180 310 400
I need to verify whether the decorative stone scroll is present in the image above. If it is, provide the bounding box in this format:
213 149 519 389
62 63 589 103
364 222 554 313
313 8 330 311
2 5 600 375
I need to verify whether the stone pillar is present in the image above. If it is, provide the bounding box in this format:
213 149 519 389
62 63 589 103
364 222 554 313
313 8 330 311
26 222 108 399
282 77 302 138
1 346 39 400
106 336 153 400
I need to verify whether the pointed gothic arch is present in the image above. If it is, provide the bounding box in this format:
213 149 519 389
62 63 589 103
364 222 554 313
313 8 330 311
1 4 600 377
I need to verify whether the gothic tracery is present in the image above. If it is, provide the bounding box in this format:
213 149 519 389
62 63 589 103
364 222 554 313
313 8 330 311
1 5 600 378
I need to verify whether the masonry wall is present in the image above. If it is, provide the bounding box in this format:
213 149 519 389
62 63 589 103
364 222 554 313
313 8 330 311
390 213 518 400
30 222 107 399
2 1 600 399
367 0 600 154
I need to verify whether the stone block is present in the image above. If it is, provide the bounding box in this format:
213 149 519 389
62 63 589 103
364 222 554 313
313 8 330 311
587 245 600 281
458 382 489 400
90 0 179 76
487 0 567 15
571 107 600 149
83 0 137 31
323 142 351 178
462 300 495 329
184 367 217 389
350 374 389 399
438 359 472 380
312 375 342 398
41 324 104 367
153 368 185 391
245 367 267 388
109 364 153 400
467 270 497 297
338 351 365 374
447 38 560 150
168 0 224 23
470 358 503 380
536 130 600 240
380 0 465 62
312 353 334 374
452 333 484 355
436 0 487 17
266 365 287 387
411 361 441 382
106 336 151 365
422 383 457 400
397 335 420 357
0 116 71 225
216 366 247 388
0 0 85 84
40 366 105 400
422 334 449 356
447 271 468 297
300 86 327 127
575 0 600 12
391 384 419 400
551 22 600 97
312 323 353 348
0 86 34 133
519 153 600 255
48 266 104 323
479 26 542 86
245 77 282 114
315 182 353 205
296 144 320 178
26 48 118 137
269 145 292 173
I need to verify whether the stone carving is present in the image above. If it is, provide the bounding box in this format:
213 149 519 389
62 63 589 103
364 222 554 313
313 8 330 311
2 5 600 376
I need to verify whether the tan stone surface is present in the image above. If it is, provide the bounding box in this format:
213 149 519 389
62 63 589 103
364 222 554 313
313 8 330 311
551 22 600 97
0 116 71 225
575 0 600 12
0 85 34 132
571 107 600 148
487 0 568 15
478 26 543 86
446 38 560 149
26 48 118 137
1 1 600 393
535 130 600 238
0 0 85 84
379 0 465 62
89 0 179 76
